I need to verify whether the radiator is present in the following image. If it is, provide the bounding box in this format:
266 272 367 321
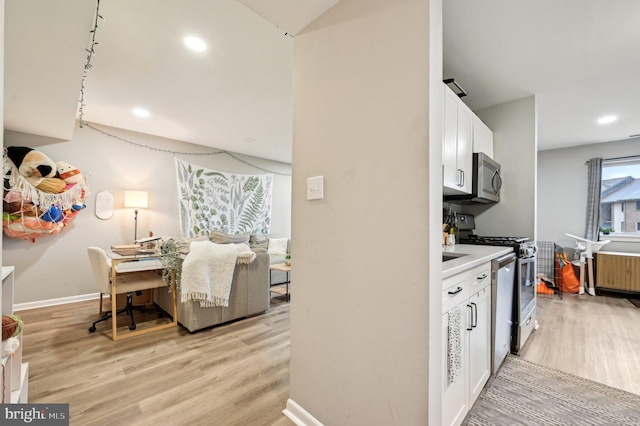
596 251 640 292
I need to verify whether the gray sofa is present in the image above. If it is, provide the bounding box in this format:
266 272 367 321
154 252 270 332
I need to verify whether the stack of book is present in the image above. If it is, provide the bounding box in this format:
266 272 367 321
110 244 143 256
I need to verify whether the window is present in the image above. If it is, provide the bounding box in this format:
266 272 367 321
600 158 640 236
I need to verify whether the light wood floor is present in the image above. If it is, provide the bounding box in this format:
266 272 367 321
17 290 295 426
16 287 640 425
520 292 640 396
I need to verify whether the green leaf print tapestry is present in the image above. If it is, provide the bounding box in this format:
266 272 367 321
175 159 273 237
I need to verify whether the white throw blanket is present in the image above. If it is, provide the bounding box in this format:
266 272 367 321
180 241 255 307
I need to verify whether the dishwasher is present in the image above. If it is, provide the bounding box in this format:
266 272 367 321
491 252 516 375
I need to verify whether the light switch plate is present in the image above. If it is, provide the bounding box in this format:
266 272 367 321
307 176 324 200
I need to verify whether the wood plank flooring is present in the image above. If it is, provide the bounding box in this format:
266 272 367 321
520 292 640 396
15 285 640 425
17 292 295 426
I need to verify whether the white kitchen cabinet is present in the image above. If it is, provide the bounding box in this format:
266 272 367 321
443 84 473 195
442 262 491 426
472 115 494 158
442 286 469 426
468 282 491 404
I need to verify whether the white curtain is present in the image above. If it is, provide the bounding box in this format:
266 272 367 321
585 158 602 241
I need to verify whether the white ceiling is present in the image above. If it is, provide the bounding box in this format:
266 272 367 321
444 0 640 151
4 1 639 164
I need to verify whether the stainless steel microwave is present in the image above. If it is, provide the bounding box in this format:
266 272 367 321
444 152 501 204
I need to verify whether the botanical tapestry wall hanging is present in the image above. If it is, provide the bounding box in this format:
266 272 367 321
175 159 273 238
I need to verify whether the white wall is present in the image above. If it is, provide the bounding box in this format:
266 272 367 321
289 0 437 424
1 0 4 269
428 0 444 424
538 137 640 252
465 96 537 240
3 124 291 304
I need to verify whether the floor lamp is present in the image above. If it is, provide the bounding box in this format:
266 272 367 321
124 190 148 242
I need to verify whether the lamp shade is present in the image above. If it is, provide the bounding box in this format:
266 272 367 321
124 190 148 209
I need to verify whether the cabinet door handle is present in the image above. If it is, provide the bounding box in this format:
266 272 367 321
467 304 473 331
471 302 478 328
460 170 465 187
448 286 463 295
476 273 488 281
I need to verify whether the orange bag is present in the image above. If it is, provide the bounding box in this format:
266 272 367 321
536 281 555 295
555 252 580 293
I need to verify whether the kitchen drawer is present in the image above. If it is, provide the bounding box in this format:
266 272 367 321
442 278 469 313
468 262 490 294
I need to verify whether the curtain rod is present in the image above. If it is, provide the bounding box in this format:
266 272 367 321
584 154 640 165
604 154 640 162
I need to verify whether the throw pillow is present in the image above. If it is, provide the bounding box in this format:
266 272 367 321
268 238 289 255
170 235 209 255
210 230 250 244
249 234 269 252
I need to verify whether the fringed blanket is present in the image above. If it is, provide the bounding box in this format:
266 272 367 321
180 241 256 307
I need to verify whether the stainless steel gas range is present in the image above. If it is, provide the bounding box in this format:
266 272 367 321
456 215 538 357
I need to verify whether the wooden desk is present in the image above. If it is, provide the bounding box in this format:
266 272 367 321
270 263 291 302
107 251 178 340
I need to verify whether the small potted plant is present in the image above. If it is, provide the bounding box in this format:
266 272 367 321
599 227 614 235
285 253 291 267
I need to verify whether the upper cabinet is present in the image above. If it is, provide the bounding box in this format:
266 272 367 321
443 85 473 195
472 116 493 158
443 83 495 197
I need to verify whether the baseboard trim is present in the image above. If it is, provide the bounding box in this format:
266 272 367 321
283 399 324 426
14 293 102 311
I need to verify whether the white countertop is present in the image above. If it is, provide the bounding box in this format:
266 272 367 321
442 244 514 278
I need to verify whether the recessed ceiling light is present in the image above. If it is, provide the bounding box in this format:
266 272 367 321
184 36 207 52
133 108 150 118
597 115 617 124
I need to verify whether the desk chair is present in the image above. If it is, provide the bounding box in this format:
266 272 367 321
87 247 166 333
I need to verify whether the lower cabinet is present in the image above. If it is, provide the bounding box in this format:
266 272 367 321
442 263 491 426
468 284 491 404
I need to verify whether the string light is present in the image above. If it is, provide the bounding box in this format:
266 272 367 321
77 0 291 176
84 123 291 176
78 0 102 128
